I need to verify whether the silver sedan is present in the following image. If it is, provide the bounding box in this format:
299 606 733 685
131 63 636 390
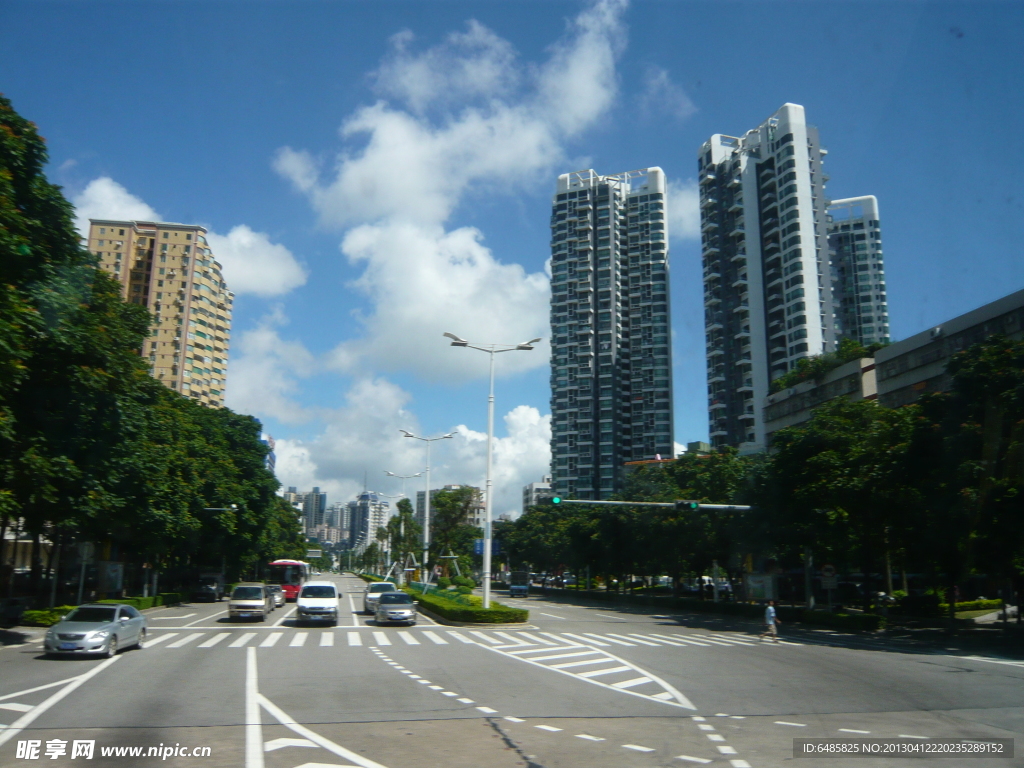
374 592 418 626
44 604 147 658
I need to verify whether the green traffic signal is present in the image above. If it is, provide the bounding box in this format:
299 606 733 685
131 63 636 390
675 500 699 511
551 496 562 504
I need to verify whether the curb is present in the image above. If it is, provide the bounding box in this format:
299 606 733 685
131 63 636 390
415 603 531 629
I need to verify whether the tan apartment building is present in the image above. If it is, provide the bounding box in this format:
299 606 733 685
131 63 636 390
87 219 233 407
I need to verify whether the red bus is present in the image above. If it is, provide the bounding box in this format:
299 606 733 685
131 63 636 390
265 559 309 601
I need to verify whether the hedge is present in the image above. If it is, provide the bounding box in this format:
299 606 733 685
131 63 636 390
97 593 187 610
20 593 189 626
21 606 78 627
405 588 528 624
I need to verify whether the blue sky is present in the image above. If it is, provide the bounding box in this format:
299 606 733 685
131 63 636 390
3 1 1022 516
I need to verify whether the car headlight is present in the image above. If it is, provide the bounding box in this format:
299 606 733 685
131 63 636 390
90 630 109 639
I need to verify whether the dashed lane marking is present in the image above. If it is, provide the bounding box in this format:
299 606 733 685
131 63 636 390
675 756 712 764
477 707 497 714
900 735 929 739
535 725 562 732
775 721 806 727
539 613 566 619
839 729 870 734
575 734 605 742
504 717 524 723
716 745 738 754
623 744 655 752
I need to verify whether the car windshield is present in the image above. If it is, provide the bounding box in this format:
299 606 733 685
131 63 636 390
378 593 413 605
64 607 116 623
368 583 396 593
232 587 264 600
268 586 282 593
300 586 336 598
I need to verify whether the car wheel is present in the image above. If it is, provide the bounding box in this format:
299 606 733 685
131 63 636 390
104 636 118 658
136 628 146 649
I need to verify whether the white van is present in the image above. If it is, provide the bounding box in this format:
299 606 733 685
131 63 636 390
296 581 339 625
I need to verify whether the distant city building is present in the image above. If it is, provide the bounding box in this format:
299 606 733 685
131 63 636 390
282 487 327 532
347 492 391 551
87 219 234 407
549 167 675 501
686 441 712 454
827 197 889 345
416 485 485 529
260 433 276 474
522 475 553 512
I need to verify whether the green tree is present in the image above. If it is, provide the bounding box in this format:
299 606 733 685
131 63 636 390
429 486 481 572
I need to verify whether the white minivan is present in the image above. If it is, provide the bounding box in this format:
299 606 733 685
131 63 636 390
296 581 339 625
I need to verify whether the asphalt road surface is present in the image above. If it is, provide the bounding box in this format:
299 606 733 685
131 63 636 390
1 573 1021 767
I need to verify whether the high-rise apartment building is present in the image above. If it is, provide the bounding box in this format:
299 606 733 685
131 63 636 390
827 196 889 345
698 104 836 451
87 219 233 407
347 492 391 551
522 475 553 513
549 168 674 500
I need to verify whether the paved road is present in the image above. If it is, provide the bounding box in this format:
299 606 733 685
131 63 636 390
0 573 1020 767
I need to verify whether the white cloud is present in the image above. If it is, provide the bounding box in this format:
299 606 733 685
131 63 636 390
674 441 685 457
275 0 628 383
206 225 307 297
72 177 161 238
668 178 701 240
223 308 316 424
638 65 697 121
72 178 304 297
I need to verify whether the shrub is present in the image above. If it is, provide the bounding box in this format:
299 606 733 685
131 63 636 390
437 576 452 589
452 575 476 589
21 606 77 627
454 585 473 595
406 588 527 624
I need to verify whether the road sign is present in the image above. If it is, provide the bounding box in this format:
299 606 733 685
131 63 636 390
821 564 837 577
306 549 322 559
821 575 838 590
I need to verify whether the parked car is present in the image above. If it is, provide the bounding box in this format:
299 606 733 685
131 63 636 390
363 581 399 614
190 574 225 602
228 583 273 621
267 584 285 608
296 582 339 625
374 592 417 626
44 604 146 658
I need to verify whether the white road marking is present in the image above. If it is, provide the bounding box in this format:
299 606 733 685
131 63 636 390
960 655 1024 668
198 633 230 648
504 716 524 723
167 632 205 648
263 737 317 751
675 755 712 764
446 631 474 643
143 632 178 647
245 649 264 768
612 676 653 689
716 745 738 754
348 632 362 646
372 632 391 646
593 613 628 621
539 613 566 619
0 703 33 712
272 607 296 627
576 734 605 741
320 632 334 647
151 614 196 619
184 611 226 627
631 634 693 646
457 697 474 704
623 744 655 752
230 633 257 648
899 735 929 739
506 645 578 655
584 633 634 646
397 631 419 645
705 634 757 646
470 631 502 644
578 665 631 678
562 632 611 646
408 674 421 679
609 633 660 646
428 686 443 690
839 729 870 734
259 632 283 648
649 634 712 647
706 734 725 742
698 724 715 731
441 691 458 697
551 658 612 669
422 631 448 645
289 632 308 647
417 680 430 684
518 632 557 645
775 721 806 727
527 650 602 662
535 725 562 732
690 636 736 647
495 631 532 646
652 691 675 700
477 706 497 713
691 716 706 721
729 760 752 768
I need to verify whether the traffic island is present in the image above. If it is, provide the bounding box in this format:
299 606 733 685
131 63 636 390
404 588 529 625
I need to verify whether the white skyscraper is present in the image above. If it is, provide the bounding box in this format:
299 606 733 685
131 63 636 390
699 103 835 452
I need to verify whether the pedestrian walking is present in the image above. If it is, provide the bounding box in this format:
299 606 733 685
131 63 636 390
760 600 780 643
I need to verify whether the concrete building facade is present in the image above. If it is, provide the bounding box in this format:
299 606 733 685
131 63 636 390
88 219 233 407
522 476 553 512
827 196 890 346
549 167 674 500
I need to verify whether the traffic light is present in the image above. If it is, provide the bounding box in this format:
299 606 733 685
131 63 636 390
551 496 562 505
675 500 699 512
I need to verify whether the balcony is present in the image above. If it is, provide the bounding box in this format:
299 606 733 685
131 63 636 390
730 252 747 263
701 219 719 233
729 225 745 238
728 199 744 213
700 195 718 209
709 401 727 411
739 411 756 421
704 295 722 308
731 303 750 313
706 347 725 359
706 321 723 331
702 243 720 256
703 269 722 281
708 374 726 385
728 176 742 188
731 278 748 289
710 430 729 438
701 169 717 183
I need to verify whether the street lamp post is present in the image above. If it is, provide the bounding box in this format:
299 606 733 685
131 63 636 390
399 431 455 585
385 471 423 585
444 332 540 609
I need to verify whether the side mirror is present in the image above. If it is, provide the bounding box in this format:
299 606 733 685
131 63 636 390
120 616 129 622
414 601 419 605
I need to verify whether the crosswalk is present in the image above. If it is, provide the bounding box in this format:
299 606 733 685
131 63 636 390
143 628 801 652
